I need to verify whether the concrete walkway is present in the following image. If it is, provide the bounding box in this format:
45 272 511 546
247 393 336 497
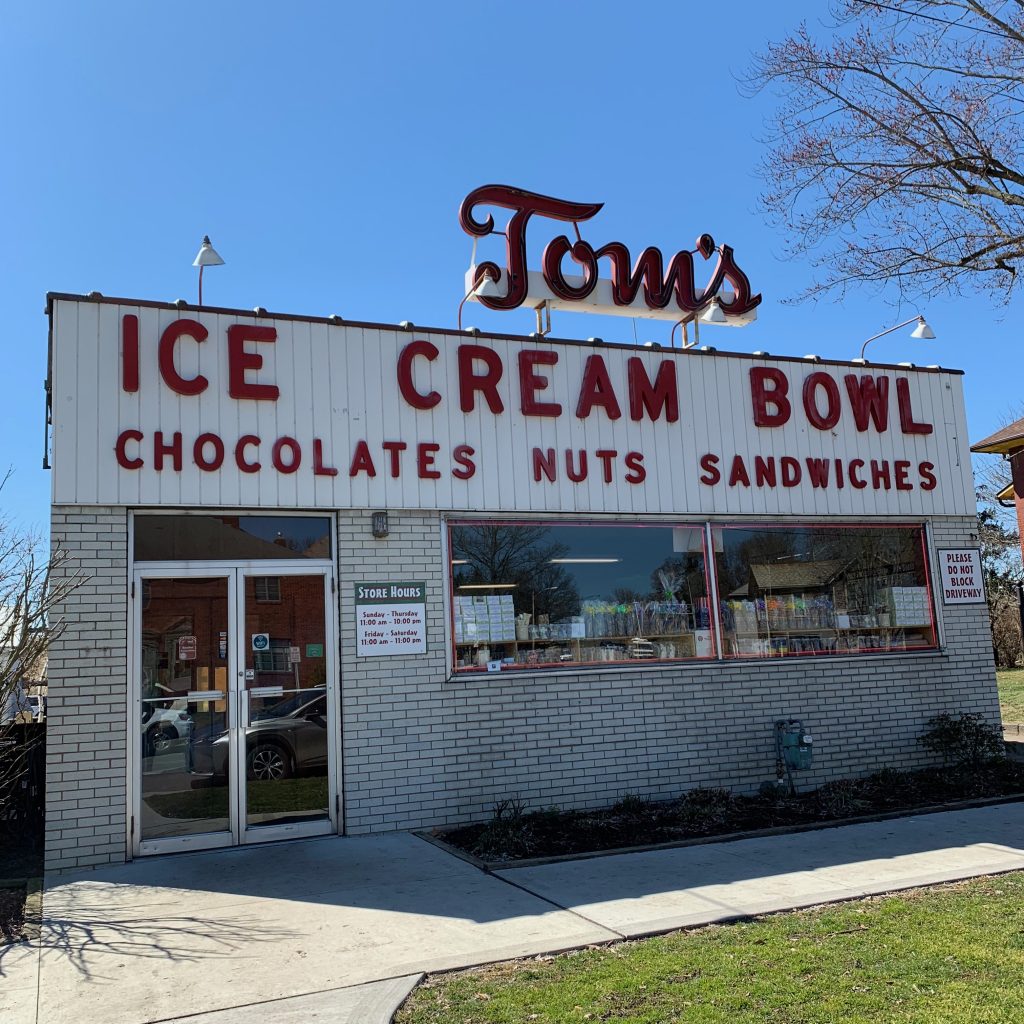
498 802 1024 936
4 802 1024 1024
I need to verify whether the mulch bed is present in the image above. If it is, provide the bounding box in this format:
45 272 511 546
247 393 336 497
442 761 1024 864
0 885 27 944
0 815 44 947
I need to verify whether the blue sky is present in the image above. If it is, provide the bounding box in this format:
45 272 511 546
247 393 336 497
2 2 1020 533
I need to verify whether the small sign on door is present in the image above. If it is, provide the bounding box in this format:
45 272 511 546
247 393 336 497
178 635 197 661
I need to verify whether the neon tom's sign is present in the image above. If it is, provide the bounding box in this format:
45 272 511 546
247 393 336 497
459 184 761 325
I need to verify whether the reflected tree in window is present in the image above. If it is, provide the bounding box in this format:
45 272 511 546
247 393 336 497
450 524 580 620
649 556 706 604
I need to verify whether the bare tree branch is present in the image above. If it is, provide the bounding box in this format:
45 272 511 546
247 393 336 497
0 473 85 813
748 1 1024 302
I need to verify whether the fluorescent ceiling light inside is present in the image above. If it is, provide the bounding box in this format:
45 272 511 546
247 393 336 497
549 558 621 564
457 583 518 589
451 559 468 564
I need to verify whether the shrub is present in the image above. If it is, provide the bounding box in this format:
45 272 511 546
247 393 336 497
858 766 923 806
448 759 1024 863
610 793 655 817
470 798 536 861
815 779 868 818
758 779 789 801
674 787 737 833
679 786 734 810
919 712 1005 767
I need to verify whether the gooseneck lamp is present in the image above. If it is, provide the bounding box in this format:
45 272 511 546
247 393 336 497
858 316 935 361
193 236 225 306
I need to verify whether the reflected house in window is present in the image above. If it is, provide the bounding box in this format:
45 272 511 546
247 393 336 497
715 525 936 658
736 559 846 596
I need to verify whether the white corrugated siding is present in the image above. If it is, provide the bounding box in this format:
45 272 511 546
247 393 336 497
50 299 975 517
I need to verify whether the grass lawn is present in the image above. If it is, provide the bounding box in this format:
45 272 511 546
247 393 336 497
145 775 328 819
397 873 1024 1024
998 668 1024 723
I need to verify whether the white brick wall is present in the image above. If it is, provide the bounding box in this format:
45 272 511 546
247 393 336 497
46 507 129 871
45 507 1001 869
338 512 1002 834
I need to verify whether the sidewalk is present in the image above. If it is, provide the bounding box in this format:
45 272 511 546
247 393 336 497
4 802 1024 1024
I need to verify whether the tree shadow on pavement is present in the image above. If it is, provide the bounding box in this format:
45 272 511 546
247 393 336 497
0 895 297 980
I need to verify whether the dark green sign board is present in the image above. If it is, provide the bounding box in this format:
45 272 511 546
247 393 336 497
354 581 426 604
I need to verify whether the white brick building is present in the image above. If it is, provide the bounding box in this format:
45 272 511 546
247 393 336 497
45 294 999 871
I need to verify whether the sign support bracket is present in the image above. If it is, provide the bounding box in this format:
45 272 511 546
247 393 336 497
534 302 551 337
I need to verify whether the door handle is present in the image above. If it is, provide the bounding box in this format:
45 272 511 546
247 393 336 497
226 688 248 730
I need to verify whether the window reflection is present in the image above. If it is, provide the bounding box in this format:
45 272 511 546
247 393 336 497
450 521 938 670
140 577 230 841
134 516 331 561
450 523 712 670
714 525 936 657
241 574 329 828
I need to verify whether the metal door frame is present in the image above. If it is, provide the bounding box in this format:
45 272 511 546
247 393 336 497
234 565 338 846
129 562 339 857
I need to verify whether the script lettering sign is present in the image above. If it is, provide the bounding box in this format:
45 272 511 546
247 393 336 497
459 184 761 323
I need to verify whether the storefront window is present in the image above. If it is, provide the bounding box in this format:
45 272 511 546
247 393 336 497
713 524 936 657
449 522 713 672
449 521 938 672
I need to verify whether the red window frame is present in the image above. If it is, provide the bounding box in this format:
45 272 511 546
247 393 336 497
711 521 938 660
447 519 716 674
447 519 939 673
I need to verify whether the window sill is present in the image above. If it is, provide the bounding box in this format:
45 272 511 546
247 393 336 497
447 647 948 683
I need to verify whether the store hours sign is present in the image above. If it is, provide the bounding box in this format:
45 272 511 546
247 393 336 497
355 582 428 656
937 549 986 604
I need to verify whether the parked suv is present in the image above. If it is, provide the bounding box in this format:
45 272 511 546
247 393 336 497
141 700 192 756
190 688 328 781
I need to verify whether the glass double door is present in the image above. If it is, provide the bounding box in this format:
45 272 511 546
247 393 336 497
135 567 337 854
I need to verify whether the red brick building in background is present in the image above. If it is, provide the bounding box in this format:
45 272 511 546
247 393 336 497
971 417 1024 559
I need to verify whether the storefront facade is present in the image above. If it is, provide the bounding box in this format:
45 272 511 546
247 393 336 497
45 293 1000 871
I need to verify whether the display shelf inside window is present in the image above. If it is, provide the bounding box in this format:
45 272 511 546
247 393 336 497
449 521 713 672
453 594 714 670
722 592 843 657
717 544 937 658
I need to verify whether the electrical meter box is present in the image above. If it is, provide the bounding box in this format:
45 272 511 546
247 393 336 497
775 719 813 771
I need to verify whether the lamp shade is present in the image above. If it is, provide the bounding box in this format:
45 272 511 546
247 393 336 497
193 236 225 267
910 317 935 340
700 300 727 324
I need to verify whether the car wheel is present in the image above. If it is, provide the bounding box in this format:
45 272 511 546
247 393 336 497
248 743 291 781
147 727 176 756
154 727 177 753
